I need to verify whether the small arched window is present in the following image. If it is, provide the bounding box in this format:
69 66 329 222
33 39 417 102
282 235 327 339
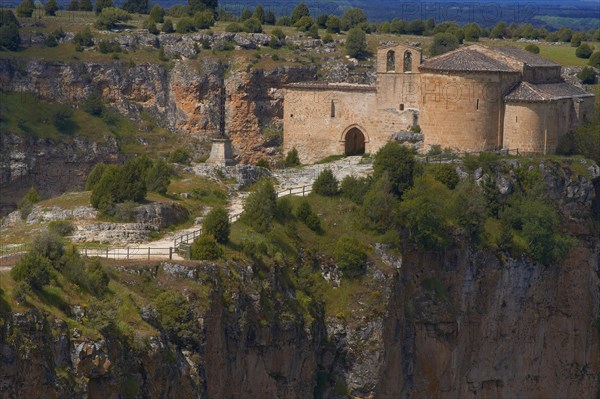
331 100 336 118
403 51 412 72
386 50 396 72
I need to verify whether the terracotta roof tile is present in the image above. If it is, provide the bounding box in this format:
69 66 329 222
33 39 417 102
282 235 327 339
493 46 559 68
419 48 516 72
505 82 593 102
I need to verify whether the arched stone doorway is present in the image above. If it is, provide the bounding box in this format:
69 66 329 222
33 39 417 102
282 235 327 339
344 127 366 155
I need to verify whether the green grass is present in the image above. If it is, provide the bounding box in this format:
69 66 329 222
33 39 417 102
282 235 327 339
0 92 176 157
39 191 91 208
481 39 598 67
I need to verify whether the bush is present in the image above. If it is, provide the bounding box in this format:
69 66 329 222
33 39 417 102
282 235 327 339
294 15 313 31
572 106 600 163
0 22 20 51
16 0 34 17
202 207 230 243
82 94 104 116
326 16 340 33
98 40 122 53
95 7 131 30
243 17 262 33
451 181 486 243
90 158 150 212
524 43 540 54
18 186 41 207
589 52 600 68
431 164 459 189
345 27 367 58
154 291 196 346
73 27 94 47
577 66 597 84
191 234 223 260
45 35 58 47
11 252 52 290
576 43 593 59
12 282 31 304
373 142 416 198
274 197 293 222
313 168 338 196
334 236 367 278
32 232 65 266
168 148 191 164
86 259 110 297
48 220 74 237
304 213 322 232
176 17 196 33
242 179 277 232
340 175 371 204
44 0 59 15
162 19 174 33
225 22 243 32
295 201 312 222
285 147 300 166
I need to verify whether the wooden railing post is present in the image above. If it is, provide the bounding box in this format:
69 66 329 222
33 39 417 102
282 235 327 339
169 247 173 260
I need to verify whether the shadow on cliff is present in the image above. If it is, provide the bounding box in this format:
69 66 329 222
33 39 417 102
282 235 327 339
0 288 11 314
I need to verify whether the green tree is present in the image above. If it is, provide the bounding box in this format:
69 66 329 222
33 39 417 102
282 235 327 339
79 0 92 11
407 19 426 35
191 234 223 260
0 9 19 26
225 21 242 32
570 32 583 47
577 67 596 84
463 22 480 41
162 18 174 33
291 2 309 24
589 52 600 68
189 0 217 14
95 7 131 30
19 186 41 206
85 259 110 296
326 15 340 33
239 7 252 22
340 175 371 204
398 175 451 250
345 27 367 59
0 23 20 51
122 0 147 14
243 17 262 33
11 253 51 290
149 4 164 23
16 0 34 17
572 105 600 163
373 142 416 198
242 179 277 232
489 22 507 38
73 27 94 46
341 7 366 31
252 3 264 23
293 15 313 31
431 163 459 189
264 10 275 25
44 0 59 16
202 207 230 243
451 181 486 243
576 43 593 59
67 0 80 11
94 0 113 15
168 147 190 164
176 17 195 33
430 32 459 56
194 9 215 29
313 168 338 196
360 174 398 232
154 291 196 346
524 43 540 54
334 236 367 278
145 158 171 194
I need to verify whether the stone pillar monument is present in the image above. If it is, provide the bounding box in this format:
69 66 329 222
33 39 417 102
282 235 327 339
206 84 236 166
206 137 236 166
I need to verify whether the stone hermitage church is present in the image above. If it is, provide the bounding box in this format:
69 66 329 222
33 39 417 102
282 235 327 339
283 43 595 163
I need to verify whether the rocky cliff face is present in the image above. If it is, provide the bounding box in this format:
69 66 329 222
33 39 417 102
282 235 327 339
1 163 599 398
0 132 119 215
0 58 316 157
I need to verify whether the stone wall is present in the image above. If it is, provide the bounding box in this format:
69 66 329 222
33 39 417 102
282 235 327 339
283 85 417 163
376 44 422 109
419 71 521 152
503 102 557 153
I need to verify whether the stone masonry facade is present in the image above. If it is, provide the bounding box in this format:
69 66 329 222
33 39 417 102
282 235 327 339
283 44 595 163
